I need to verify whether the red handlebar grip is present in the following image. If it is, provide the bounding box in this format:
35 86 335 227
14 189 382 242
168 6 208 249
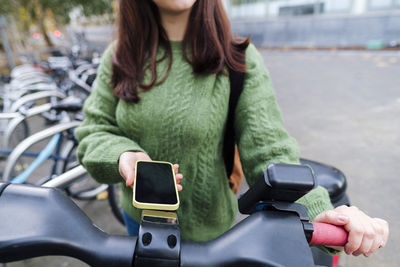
310 222 348 246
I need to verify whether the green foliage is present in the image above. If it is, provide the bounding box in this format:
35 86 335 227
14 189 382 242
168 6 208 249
76 0 114 17
0 0 114 24
0 0 16 15
0 0 114 47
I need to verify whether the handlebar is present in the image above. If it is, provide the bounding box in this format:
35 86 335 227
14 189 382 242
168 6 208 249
0 183 135 267
0 183 348 267
310 222 348 246
0 164 349 266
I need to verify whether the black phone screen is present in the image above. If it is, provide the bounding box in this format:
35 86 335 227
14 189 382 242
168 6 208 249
135 161 178 205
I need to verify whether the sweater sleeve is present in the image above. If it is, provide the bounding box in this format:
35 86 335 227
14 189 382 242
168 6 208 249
75 44 145 184
234 44 300 187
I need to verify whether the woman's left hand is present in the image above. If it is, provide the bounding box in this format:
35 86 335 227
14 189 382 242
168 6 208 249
314 205 389 257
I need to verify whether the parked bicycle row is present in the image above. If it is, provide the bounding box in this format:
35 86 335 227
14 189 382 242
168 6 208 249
0 47 122 210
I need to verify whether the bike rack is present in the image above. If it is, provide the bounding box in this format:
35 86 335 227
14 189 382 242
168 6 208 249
43 165 88 188
10 91 66 112
0 112 19 120
2 120 81 181
10 77 52 88
2 103 52 148
42 165 109 199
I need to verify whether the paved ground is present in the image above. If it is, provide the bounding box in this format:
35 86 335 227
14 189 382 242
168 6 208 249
3 48 400 266
264 49 400 267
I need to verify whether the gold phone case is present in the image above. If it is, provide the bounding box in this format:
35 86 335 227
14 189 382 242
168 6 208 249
132 160 180 211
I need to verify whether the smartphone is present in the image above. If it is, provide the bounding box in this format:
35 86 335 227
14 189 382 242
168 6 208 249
133 160 180 211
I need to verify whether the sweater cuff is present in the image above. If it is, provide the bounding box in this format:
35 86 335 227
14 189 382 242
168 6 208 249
296 186 333 221
84 141 145 184
296 186 341 255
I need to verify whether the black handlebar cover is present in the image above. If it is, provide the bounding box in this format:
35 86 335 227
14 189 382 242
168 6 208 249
0 183 136 267
180 210 315 267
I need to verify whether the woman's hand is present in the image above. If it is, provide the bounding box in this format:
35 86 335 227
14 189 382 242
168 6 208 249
314 205 389 257
118 151 183 191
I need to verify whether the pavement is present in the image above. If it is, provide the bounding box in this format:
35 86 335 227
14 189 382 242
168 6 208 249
263 49 400 267
4 48 400 267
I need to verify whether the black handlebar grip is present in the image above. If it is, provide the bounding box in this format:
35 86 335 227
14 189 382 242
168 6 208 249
180 211 315 266
0 184 136 267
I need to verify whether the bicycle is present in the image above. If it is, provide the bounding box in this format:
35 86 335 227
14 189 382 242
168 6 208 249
0 97 108 201
0 163 348 267
0 51 99 196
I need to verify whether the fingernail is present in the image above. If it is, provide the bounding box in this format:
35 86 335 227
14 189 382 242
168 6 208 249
365 252 372 257
337 215 349 223
352 252 361 257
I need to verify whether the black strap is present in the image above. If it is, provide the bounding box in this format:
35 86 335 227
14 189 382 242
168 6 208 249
223 66 245 178
0 183 11 197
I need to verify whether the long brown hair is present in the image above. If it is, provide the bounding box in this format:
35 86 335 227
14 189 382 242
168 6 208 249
112 0 249 103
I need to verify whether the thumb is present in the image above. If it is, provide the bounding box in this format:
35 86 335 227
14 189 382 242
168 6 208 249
124 166 135 187
314 210 349 226
119 157 135 187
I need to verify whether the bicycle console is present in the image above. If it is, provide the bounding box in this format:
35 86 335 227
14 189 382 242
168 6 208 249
238 163 315 214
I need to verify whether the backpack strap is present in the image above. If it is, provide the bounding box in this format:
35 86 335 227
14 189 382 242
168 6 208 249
223 64 245 178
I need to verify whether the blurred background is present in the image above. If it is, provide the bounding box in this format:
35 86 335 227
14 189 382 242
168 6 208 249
0 0 399 266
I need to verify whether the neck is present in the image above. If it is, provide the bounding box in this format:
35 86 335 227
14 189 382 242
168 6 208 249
159 9 191 41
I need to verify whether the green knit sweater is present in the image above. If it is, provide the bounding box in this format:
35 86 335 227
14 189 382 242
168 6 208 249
75 42 333 242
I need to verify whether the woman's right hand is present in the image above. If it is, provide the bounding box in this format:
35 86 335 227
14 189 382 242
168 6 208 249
118 151 183 191
119 151 152 187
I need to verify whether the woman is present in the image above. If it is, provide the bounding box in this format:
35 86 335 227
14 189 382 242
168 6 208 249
75 0 388 257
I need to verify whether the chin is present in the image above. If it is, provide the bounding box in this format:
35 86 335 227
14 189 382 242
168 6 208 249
154 0 197 13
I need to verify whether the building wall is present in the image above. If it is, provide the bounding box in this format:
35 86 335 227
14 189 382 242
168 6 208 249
231 11 400 47
226 0 400 47
227 0 400 18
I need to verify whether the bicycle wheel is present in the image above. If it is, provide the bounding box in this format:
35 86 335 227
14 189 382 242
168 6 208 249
60 139 108 201
107 184 125 225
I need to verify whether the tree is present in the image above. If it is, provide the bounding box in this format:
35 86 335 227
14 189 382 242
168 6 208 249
0 0 114 47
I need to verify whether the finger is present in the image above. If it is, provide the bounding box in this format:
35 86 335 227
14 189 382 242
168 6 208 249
175 173 183 183
173 164 179 174
357 219 375 256
314 210 349 226
177 184 183 191
344 217 365 255
124 172 135 187
122 162 135 187
124 167 135 187
374 218 389 248
368 219 385 254
119 159 135 187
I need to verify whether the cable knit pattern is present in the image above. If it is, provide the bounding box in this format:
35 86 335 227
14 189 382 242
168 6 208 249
75 41 333 241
